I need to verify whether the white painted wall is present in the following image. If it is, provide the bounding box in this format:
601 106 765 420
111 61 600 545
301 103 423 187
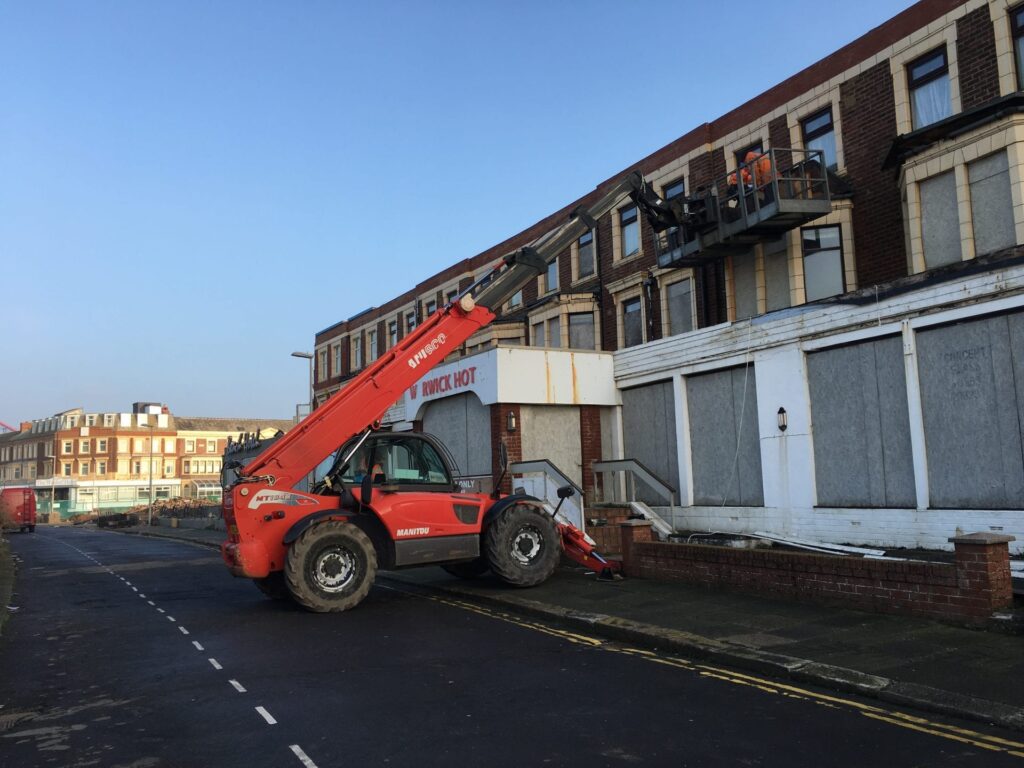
615 264 1024 553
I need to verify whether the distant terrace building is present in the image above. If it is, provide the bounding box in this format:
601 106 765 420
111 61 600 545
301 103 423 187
0 404 291 517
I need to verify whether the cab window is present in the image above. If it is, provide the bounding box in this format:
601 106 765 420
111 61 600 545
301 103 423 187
340 438 452 487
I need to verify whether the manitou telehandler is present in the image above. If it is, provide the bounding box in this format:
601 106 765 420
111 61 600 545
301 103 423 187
221 171 678 612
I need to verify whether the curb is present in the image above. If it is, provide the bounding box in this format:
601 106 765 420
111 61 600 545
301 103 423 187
379 572 1024 734
108 529 1024 733
104 527 222 552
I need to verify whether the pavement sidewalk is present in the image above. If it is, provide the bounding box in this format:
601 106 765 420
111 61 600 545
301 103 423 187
111 523 1024 732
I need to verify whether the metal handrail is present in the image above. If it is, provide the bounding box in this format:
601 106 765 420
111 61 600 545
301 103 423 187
592 459 677 507
510 459 583 497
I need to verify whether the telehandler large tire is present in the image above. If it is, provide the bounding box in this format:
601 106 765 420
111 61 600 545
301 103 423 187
484 504 560 587
285 520 377 613
253 571 290 601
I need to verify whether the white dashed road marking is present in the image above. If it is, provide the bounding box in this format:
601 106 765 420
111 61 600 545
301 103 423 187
290 745 320 768
55 532 319 765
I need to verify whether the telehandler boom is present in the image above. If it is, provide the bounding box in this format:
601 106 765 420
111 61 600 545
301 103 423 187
221 171 673 611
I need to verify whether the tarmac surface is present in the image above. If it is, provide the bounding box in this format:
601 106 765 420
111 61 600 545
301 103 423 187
112 522 1024 733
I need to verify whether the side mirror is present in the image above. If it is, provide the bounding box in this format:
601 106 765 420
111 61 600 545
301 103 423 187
557 485 575 500
499 441 508 471
361 474 373 506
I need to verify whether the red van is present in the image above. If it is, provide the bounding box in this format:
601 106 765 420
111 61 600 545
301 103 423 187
0 488 37 533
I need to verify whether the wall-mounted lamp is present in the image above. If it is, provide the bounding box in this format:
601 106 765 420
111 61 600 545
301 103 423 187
507 410 517 432
777 407 788 432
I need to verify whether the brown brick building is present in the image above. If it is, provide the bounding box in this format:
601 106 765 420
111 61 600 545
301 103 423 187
308 0 1024 552
0 404 291 516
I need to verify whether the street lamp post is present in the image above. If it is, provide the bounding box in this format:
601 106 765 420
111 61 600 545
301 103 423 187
291 351 314 420
144 423 155 526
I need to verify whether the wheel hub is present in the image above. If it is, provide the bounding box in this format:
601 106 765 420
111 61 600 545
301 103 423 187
511 526 543 565
313 546 357 592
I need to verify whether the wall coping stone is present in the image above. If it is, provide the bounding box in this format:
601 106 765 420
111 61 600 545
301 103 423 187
948 533 1017 545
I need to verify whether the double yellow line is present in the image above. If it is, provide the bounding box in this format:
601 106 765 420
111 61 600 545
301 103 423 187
418 590 1024 759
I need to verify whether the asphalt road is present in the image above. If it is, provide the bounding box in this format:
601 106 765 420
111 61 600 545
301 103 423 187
1 526 1022 768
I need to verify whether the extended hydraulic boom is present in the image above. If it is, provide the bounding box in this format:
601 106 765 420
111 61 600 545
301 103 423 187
222 171 671 612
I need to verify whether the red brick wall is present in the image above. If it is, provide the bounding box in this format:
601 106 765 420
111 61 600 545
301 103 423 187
622 537 1014 625
839 60 906 286
586 508 632 555
579 405 603 502
957 6 1001 109
768 115 790 152
490 404 521 495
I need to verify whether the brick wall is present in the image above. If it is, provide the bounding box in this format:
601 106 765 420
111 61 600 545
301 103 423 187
768 115 790 153
583 507 632 555
839 60 906 286
579 405 603 503
620 526 1015 625
490 404 521 495
957 6 1001 110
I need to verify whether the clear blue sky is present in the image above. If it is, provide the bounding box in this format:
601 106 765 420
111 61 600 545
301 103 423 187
0 0 916 423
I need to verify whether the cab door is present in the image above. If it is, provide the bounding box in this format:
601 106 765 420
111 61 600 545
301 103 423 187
359 436 484 565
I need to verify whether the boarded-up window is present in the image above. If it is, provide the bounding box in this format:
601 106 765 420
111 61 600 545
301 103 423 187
532 322 544 347
764 236 791 311
547 316 560 348
920 171 960 268
802 226 844 302
807 337 916 508
622 297 643 347
568 312 595 350
622 381 679 504
969 151 1015 256
422 392 492 477
687 366 764 505
916 312 1024 509
665 279 693 336
733 251 757 319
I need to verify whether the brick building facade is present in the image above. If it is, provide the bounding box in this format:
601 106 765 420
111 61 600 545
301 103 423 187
0 404 291 517
309 0 1024 552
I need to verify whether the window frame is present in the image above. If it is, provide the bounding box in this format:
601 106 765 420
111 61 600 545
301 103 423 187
663 277 695 337
353 333 363 370
906 47 951 129
577 230 595 279
663 178 685 201
567 311 597 350
800 107 837 170
619 206 640 260
621 295 644 348
1012 5 1024 90
800 224 847 301
543 256 559 294
367 328 378 362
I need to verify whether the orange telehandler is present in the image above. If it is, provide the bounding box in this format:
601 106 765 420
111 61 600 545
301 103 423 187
221 171 676 612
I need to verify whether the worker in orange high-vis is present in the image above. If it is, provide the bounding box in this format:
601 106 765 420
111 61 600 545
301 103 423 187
747 150 774 188
726 161 752 191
